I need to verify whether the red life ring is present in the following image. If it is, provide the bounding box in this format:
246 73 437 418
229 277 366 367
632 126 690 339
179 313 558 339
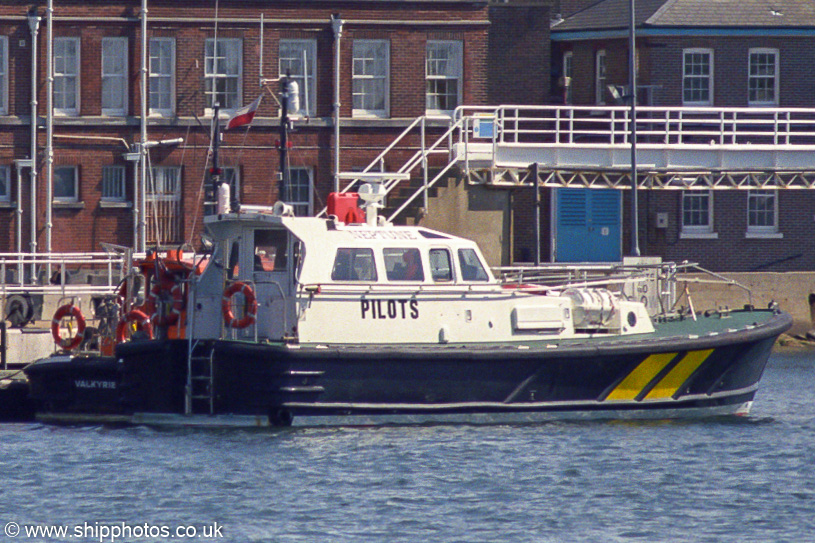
222 282 258 329
148 279 185 326
116 309 154 343
51 304 86 351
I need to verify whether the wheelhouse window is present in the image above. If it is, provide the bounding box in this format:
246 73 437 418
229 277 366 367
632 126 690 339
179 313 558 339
681 190 716 238
748 48 779 106
102 37 128 115
101 166 126 202
279 39 316 117
352 40 389 118
254 229 288 272
384 248 424 282
457 248 488 281
426 40 462 114
54 38 80 115
747 190 780 237
429 248 453 282
205 38 242 112
683 48 713 106
149 38 175 116
0 166 9 202
54 166 79 202
332 248 377 281
0 37 8 115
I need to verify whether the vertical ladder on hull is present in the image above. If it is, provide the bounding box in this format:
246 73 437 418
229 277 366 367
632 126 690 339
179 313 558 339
185 340 215 415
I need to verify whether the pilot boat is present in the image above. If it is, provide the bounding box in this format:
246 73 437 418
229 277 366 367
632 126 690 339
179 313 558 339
24 81 791 427
24 188 791 427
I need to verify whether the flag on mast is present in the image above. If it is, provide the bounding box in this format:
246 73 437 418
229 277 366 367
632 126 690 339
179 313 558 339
225 95 262 131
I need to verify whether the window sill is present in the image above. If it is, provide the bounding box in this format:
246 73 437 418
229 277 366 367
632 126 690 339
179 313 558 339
53 201 85 210
679 231 718 240
746 231 783 239
352 111 390 120
100 201 132 209
0 201 15 209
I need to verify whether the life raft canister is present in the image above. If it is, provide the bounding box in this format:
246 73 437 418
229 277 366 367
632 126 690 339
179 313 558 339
147 278 185 326
51 304 86 351
221 282 258 329
116 309 154 343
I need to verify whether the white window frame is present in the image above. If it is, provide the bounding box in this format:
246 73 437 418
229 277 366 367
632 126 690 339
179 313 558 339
425 40 463 115
0 165 10 202
595 50 606 105
746 189 782 238
680 190 717 239
682 48 713 106
53 166 79 203
101 37 128 116
101 166 126 202
54 37 80 116
563 51 573 104
205 38 242 114
352 40 390 118
748 48 779 107
289 167 313 216
0 37 8 115
279 39 317 117
149 38 175 116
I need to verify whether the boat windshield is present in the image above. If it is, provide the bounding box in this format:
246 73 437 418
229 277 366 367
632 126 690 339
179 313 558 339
458 248 488 281
254 229 288 272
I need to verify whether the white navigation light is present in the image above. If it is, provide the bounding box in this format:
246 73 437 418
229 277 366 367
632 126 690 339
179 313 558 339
358 182 385 226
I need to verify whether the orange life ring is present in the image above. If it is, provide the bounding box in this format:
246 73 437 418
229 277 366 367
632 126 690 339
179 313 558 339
51 304 86 351
116 309 154 343
148 279 185 326
222 282 257 329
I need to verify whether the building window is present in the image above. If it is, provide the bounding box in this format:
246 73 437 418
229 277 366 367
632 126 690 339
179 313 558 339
101 166 126 202
562 51 573 104
279 39 316 117
205 38 242 112
426 40 463 114
748 48 779 106
54 166 79 202
595 50 606 105
353 40 389 118
747 190 780 237
102 38 128 115
54 38 80 115
147 166 182 244
0 166 9 202
288 167 313 216
683 48 713 106
0 37 8 115
681 190 716 238
149 38 175 116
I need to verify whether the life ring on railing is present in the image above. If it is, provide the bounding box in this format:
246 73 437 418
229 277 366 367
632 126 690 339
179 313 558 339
222 282 257 329
148 279 185 326
115 309 154 343
51 304 86 351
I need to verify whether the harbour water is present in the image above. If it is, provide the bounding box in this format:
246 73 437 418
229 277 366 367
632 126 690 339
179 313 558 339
1 350 813 543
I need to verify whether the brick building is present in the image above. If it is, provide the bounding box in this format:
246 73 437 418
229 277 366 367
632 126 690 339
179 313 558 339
542 0 815 271
0 0 552 259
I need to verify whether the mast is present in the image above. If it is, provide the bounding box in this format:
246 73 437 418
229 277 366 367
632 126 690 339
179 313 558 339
629 0 640 256
209 102 223 215
278 76 291 204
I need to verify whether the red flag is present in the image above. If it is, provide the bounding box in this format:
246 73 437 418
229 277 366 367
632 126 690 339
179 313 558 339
225 95 262 131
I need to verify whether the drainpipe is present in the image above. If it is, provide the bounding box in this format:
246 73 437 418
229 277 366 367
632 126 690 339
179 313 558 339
27 11 40 270
139 0 148 253
44 0 54 279
331 14 343 193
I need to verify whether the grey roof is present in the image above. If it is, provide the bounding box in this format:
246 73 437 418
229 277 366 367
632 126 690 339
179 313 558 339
553 0 815 31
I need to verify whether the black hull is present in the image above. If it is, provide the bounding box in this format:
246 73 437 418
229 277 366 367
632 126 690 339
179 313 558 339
25 309 792 427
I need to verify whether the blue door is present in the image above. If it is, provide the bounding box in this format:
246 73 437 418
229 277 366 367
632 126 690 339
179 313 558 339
555 188 621 262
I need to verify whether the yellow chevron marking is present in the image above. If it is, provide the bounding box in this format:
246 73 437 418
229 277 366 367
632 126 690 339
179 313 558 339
605 352 677 401
644 349 714 401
